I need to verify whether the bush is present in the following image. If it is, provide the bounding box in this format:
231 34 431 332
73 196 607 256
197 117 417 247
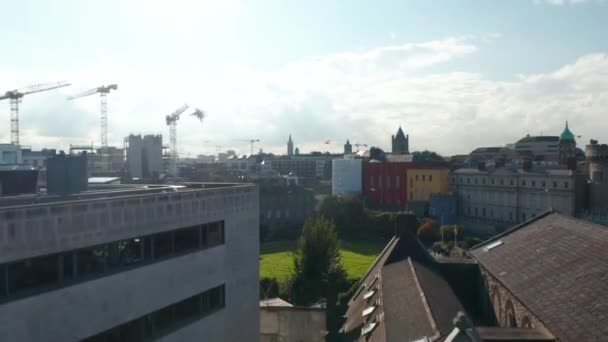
260 277 280 299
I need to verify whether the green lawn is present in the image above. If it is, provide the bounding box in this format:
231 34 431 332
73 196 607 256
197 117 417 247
260 240 385 281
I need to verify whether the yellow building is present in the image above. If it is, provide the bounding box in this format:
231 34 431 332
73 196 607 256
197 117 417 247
408 168 450 201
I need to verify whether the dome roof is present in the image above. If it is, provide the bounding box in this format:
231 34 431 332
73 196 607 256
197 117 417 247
560 121 575 141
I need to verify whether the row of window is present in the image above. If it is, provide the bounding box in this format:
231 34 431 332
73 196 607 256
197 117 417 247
0 221 224 303
465 207 538 222
82 284 226 342
370 174 437 189
455 176 569 189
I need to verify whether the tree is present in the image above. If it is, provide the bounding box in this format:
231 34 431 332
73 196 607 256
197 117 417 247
259 277 280 299
289 216 346 305
369 147 386 161
412 150 444 162
417 219 441 244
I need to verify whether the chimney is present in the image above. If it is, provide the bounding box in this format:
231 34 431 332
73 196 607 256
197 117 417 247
395 212 418 237
522 159 532 172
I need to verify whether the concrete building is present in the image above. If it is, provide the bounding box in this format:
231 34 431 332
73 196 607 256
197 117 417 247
407 168 450 202
0 182 260 342
21 148 56 169
451 164 583 231
514 136 559 162
126 134 163 180
260 298 326 342
390 126 409 154
332 157 362 196
0 144 22 164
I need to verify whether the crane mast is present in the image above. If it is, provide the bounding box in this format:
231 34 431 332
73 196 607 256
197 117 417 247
165 104 190 176
1 81 71 145
68 84 118 170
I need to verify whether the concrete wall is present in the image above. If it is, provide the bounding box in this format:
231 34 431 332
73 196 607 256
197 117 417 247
0 184 259 342
332 158 362 196
127 134 143 179
143 134 163 178
260 307 326 342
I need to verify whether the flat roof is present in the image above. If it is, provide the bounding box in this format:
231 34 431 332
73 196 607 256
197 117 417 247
0 182 252 209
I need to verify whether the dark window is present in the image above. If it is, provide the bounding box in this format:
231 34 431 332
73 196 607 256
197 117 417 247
474 178 478 184
207 222 224 246
82 284 226 342
0 265 6 299
482 178 486 185
429 175 432 182
553 181 557 188
522 180 526 186
500 179 504 185
510 179 514 186
416 175 419 181
532 181 536 187
482 208 486 217
564 181 569 189
8 255 60 295
542 181 546 187
475 208 478 216
422 175 426 181
154 231 173 258
76 247 106 278
174 227 200 253
491 178 495 185
467 178 470 184
62 253 74 281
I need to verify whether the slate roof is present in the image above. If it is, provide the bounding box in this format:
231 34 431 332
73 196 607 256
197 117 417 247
342 231 465 342
470 212 608 342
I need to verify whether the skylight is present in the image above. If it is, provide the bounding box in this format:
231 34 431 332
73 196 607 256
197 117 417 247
361 322 378 336
483 240 503 252
362 306 376 318
363 290 376 300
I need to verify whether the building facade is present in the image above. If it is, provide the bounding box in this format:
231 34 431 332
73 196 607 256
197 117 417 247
0 144 22 165
585 139 608 212
407 168 450 202
0 183 260 342
451 166 580 227
332 157 362 196
126 134 163 180
259 181 315 232
514 136 559 162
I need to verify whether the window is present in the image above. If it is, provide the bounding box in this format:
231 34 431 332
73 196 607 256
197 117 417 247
83 285 226 342
7 255 60 295
378 176 382 188
532 180 536 187
410 178 413 187
522 213 527 221
396 176 400 189
500 179 504 185
422 175 426 182
475 208 478 216
467 178 470 184
541 181 546 187
564 181 569 189
370 176 374 186
553 181 557 188
416 175 419 181
522 180 526 186
410 192 413 200
482 178 486 185
387 176 391 188
474 178 478 184
0 221 225 303
467 207 471 215
510 179 514 186
429 175 433 182
482 208 486 217
491 178 495 185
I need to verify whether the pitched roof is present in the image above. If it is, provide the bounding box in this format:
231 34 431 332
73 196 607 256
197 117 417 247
342 231 465 342
470 212 608 341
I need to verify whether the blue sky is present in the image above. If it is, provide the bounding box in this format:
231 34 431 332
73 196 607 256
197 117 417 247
1 0 607 155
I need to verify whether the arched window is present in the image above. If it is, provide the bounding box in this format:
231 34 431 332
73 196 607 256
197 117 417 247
505 300 517 327
521 316 533 328
491 286 501 323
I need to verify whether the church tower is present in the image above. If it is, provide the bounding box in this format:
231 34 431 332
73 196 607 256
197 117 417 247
287 134 294 156
391 126 409 154
558 121 576 165
344 139 352 154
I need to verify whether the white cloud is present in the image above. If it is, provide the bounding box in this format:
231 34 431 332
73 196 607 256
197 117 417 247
1 36 607 157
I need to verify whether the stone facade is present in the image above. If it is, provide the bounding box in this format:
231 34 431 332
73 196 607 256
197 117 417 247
480 266 546 330
451 166 579 228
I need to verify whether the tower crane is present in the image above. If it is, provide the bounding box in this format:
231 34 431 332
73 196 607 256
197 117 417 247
0 81 71 145
165 105 205 176
68 84 118 170
239 139 260 155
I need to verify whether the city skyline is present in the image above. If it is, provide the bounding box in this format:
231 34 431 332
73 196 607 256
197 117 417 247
1 0 607 156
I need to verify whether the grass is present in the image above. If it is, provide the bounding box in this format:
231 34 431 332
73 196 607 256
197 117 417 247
260 240 385 281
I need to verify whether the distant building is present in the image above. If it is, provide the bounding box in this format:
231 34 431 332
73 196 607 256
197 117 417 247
21 148 56 169
514 135 559 162
260 298 326 342
429 193 457 225
451 163 584 230
0 182 259 341
344 139 352 154
468 147 506 163
558 121 576 165
332 157 362 196
407 167 451 217
0 144 21 164
585 139 608 212
259 180 315 232
390 126 409 154
287 134 294 157
126 134 163 180
294 147 300 156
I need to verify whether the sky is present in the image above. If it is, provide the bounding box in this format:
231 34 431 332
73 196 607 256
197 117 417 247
1 0 607 156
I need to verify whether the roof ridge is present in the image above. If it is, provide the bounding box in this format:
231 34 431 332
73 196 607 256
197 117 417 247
469 209 555 250
407 258 442 341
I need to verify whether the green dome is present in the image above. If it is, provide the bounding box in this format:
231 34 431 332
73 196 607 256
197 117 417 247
560 121 575 141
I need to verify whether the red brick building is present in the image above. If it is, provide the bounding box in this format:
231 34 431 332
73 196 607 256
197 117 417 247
362 155 441 211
